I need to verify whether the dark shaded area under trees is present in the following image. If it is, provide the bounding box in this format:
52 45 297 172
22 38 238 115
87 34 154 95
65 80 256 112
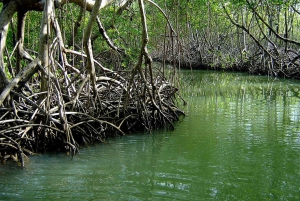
152 0 300 79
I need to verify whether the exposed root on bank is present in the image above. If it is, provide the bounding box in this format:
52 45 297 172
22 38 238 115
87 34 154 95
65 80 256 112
0 65 184 167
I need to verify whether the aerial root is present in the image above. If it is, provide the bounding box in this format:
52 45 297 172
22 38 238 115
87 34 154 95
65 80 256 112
0 67 184 167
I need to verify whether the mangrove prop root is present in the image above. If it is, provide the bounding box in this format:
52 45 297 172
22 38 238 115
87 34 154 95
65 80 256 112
0 66 185 167
0 0 185 168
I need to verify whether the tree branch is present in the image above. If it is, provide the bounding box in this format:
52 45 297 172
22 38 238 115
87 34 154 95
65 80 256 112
245 0 300 46
222 4 277 61
0 0 18 93
21 0 117 11
83 0 103 96
0 58 40 106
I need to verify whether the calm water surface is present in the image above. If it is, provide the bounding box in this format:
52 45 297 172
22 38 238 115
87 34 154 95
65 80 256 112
1 71 300 200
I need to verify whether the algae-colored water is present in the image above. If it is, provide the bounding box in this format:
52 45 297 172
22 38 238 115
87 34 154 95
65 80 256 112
1 70 300 200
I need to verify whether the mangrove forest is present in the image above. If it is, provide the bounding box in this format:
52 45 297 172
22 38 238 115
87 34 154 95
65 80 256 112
1 0 300 167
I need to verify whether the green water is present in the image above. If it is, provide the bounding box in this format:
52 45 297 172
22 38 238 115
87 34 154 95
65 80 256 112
1 71 300 200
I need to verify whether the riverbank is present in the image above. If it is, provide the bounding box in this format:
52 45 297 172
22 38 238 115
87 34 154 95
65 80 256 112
151 30 300 80
153 51 300 80
0 67 185 168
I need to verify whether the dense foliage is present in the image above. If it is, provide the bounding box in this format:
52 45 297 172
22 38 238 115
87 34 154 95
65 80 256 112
2 0 300 76
150 0 300 78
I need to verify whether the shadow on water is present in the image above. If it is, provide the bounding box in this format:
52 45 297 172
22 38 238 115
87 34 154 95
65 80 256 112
1 70 300 200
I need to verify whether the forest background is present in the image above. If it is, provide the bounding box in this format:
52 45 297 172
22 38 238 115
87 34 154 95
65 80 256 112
1 0 300 167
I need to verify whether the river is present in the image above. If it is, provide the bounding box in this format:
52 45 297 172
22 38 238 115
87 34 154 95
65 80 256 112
1 70 300 200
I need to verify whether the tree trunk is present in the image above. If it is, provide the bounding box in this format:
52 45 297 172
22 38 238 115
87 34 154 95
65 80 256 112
0 0 18 94
83 0 103 96
39 0 54 101
16 10 32 74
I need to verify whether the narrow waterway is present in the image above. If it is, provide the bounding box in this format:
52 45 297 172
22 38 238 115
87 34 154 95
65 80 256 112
1 70 300 200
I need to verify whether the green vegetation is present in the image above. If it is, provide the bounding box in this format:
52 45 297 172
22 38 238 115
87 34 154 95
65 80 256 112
150 0 300 78
1 0 300 167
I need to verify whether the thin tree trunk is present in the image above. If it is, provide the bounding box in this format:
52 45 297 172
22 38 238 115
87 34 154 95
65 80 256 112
67 8 84 48
284 7 288 52
0 0 18 94
39 0 54 101
16 10 33 74
83 0 103 96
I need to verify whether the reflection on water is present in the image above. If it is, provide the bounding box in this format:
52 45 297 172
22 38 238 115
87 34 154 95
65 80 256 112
1 70 300 200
